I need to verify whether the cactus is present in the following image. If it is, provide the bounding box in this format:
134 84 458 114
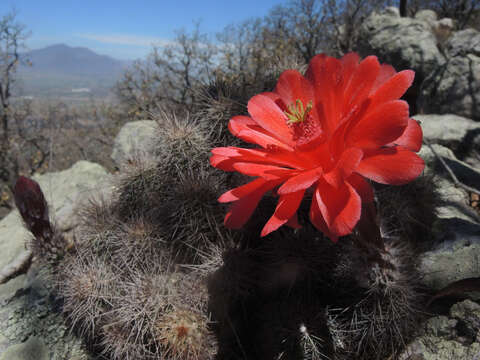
11 56 441 360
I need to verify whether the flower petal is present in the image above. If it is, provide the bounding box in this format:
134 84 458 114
370 64 396 94
261 190 305 236
277 167 322 195
310 188 334 240
346 100 409 149
274 69 315 110
344 56 380 109
370 70 415 106
388 118 423 152
306 55 344 135
223 179 281 229
248 94 294 146
347 173 374 203
232 162 295 180
323 147 363 188
315 179 362 239
218 178 268 203
229 115 295 151
356 147 425 185
212 146 307 169
340 52 360 89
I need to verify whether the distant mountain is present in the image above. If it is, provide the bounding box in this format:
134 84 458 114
15 44 131 98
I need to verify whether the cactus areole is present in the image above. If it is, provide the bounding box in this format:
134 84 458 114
210 53 424 242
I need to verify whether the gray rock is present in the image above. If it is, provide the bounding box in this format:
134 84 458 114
415 9 437 24
446 29 480 57
383 6 399 17
419 222 480 291
0 161 109 275
400 300 480 359
0 161 107 359
111 120 159 168
357 10 444 82
414 114 480 148
0 263 93 359
417 144 480 290
419 29 480 121
0 336 48 360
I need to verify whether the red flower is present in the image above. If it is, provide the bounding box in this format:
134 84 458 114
210 53 424 241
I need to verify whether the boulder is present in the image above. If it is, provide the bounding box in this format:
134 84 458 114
357 9 444 82
414 114 480 168
415 9 437 24
0 161 109 273
414 114 480 148
417 144 480 290
399 300 480 359
111 120 159 168
0 161 108 359
419 29 480 121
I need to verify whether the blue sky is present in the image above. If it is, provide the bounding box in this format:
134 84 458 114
0 0 285 60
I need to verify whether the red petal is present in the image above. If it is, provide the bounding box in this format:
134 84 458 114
344 56 380 109
340 52 360 89
277 167 322 195
248 94 294 146
315 179 362 239
357 147 425 185
389 118 423 152
261 190 305 236
228 115 256 136
275 69 315 111
218 178 269 203
309 188 335 241
211 147 243 157
370 64 396 94
346 100 409 149
285 213 301 229
370 70 415 106
232 162 294 180
306 55 344 135
347 173 374 203
324 147 363 188
212 146 307 170
229 115 295 151
223 180 280 229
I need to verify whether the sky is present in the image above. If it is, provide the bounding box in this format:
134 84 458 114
0 0 285 60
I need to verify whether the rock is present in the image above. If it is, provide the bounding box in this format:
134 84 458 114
357 9 444 83
419 221 480 291
111 120 159 168
383 6 399 17
446 29 480 57
415 9 437 24
433 18 454 44
414 114 480 148
419 143 480 202
0 263 93 359
32 161 111 231
0 161 110 274
0 161 108 359
419 29 480 121
0 336 48 360
417 144 480 290
400 300 480 359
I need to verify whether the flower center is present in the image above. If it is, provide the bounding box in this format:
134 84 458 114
285 99 313 124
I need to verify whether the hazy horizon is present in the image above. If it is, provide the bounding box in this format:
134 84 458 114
0 0 286 61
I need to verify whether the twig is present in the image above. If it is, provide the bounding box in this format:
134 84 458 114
425 139 480 196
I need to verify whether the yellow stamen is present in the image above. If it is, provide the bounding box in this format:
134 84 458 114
285 99 313 124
